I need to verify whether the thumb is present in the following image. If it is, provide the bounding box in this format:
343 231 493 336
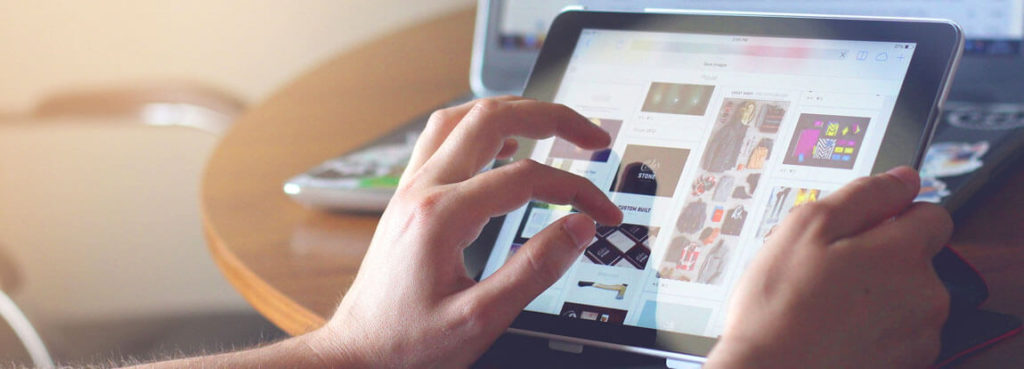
467 213 596 323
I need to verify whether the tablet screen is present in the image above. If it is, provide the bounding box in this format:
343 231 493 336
481 29 918 340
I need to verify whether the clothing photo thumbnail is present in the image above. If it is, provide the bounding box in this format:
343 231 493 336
701 99 790 173
582 224 659 270
658 97 788 285
756 186 831 239
547 118 623 163
784 113 871 170
658 235 732 286
611 145 691 198
641 82 716 116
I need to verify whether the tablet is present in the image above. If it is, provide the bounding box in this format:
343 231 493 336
476 10 964 362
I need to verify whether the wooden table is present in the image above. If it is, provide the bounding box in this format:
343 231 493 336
200 6 1024 367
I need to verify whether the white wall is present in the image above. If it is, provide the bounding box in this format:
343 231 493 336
0 120 236 321
0 0 474 112
0 0 474 322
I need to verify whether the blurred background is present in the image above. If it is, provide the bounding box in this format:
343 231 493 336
0 0 470 366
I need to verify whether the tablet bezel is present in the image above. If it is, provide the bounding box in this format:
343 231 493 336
489 10 964 359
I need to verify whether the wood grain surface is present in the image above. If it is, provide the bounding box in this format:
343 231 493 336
200 6 1023 367
201 8 474 335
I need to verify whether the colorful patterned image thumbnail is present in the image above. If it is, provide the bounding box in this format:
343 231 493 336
784 114 870 170
547 118 623 163
641 83 716 116
611 145 691 198
582 224 658 270
756 186 831 239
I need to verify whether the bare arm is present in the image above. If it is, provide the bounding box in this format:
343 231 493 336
122 333 331 369
120 97 622 369
119 98 950 369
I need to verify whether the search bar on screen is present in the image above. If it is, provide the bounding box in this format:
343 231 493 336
631 40 851 60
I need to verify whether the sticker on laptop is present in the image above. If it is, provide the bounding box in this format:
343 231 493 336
916 177 951 204
921 141 990 178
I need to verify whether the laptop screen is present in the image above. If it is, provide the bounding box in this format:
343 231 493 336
498 0 578 50
584 0 1024 56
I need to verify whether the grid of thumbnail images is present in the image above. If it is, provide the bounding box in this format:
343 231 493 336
656 94 790 285
507 81 871 293
510 205 660 271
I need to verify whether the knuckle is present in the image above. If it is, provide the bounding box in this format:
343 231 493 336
467 98 511 137
426 107 461 134
451 297 493 338
395 169 428 194
469 98 504 118
406 190 447 221
508 158 543 174
521 244 561 287
427 108 452 127
789 201 840 234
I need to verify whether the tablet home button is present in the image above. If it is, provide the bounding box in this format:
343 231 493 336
547 339 584 354
666 358 703 369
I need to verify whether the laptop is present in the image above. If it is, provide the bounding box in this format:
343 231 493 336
586 0 1024 214
283 0 581 212
287 0 1024 215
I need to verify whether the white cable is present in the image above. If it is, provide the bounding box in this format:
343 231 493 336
0 290 53 368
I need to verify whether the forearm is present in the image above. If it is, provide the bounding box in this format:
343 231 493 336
121 329 353 369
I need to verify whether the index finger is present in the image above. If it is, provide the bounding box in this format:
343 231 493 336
403 96 527 184
421 99 611 184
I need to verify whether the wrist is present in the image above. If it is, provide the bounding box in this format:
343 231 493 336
295 326 372 368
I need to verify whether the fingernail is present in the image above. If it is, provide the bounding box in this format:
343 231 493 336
563 214 596 250
885 166 919 191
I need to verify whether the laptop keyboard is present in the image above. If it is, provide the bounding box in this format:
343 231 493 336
944 102 1024 130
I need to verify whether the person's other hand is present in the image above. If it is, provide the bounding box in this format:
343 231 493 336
302 97 623 368
705 167 953 369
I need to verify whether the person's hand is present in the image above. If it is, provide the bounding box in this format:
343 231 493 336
301 97 623 368
705 167 953 369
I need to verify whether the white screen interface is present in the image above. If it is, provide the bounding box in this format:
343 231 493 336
481 29 917 339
